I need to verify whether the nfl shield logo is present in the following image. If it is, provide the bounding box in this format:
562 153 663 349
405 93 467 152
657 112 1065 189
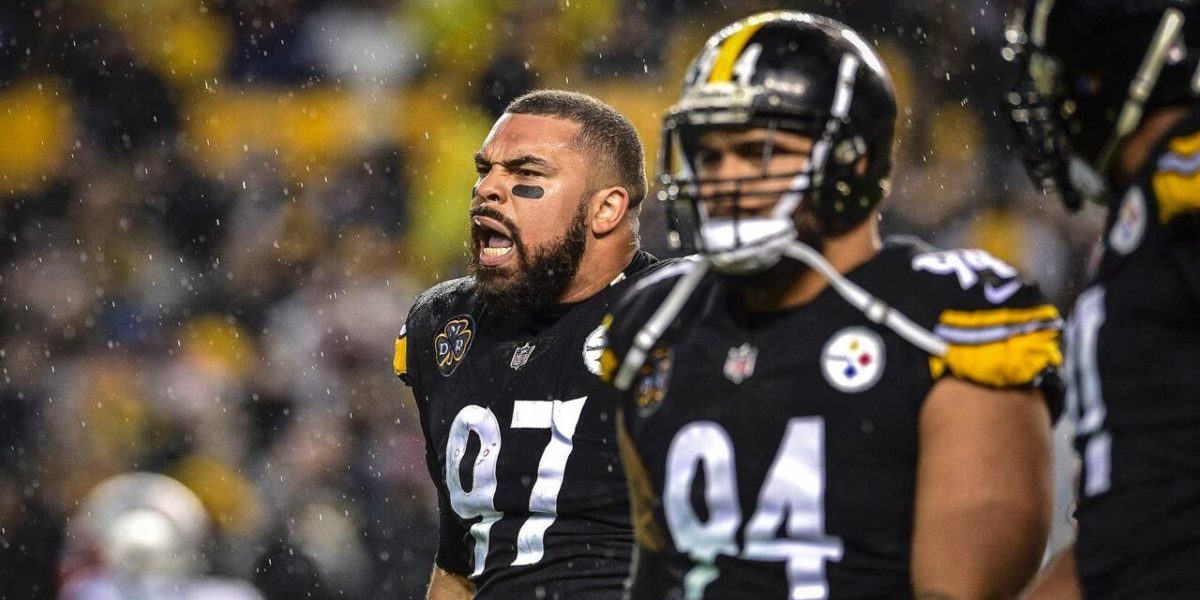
510 343 535 370
723 343 758 384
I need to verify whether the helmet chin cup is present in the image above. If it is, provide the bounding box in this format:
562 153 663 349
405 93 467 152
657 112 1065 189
700 216 796 275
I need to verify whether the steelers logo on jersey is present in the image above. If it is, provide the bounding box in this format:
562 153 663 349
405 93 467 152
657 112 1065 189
1109 186 1147 256
821 327 885 393
583 324 607 376
434 315 475 376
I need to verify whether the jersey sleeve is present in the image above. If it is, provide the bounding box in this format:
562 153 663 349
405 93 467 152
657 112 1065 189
908 248 1064 406
1151 130 1200 226
1150 130 1200 300
393 325 411 385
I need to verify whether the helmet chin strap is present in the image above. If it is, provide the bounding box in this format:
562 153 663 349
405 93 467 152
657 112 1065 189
781 241 947 357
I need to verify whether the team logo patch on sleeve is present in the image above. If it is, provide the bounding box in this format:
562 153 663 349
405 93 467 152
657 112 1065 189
434 315 475 376
636 348 673 410
821 327 885 393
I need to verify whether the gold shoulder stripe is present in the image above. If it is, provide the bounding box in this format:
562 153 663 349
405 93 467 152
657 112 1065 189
1153 168 1200 224
938 304 1060 329
1152 131 1200 223
708 20 769 83
1168 131 1200 157
929 329 1062 388
393 334 408 378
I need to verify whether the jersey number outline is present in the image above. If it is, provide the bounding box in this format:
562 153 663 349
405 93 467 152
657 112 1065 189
912 248 1018 295
664 417 844 600
445 397 588 576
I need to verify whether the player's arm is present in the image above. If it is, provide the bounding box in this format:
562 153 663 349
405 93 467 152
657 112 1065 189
1021 544 1081 600
427 565 475 600
911 377 1053 600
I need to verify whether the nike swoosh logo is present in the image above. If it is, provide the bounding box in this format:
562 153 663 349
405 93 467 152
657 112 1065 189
983 280 1022 304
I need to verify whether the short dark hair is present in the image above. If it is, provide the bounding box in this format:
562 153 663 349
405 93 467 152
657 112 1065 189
505 90 647 210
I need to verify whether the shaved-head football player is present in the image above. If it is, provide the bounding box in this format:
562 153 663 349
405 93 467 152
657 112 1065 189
1006 1 1200 598
598 11 1063 599
395 90 669 599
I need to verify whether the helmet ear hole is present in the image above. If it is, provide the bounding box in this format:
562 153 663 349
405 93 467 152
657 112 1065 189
816 130 885 234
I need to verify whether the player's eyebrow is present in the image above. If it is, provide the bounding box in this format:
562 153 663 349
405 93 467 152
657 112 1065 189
474 152 556 173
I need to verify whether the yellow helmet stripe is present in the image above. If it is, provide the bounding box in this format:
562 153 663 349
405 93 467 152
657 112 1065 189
708 20 770 83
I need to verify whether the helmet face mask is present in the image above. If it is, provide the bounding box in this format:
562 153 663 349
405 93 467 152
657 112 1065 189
658 11 897 275
1004 0 1197 211
660 116 821 274
1004 34 1108 211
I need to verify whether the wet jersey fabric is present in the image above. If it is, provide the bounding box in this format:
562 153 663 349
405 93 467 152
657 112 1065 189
1067 110 1200 599
599 240 1062 599
396 251 660 599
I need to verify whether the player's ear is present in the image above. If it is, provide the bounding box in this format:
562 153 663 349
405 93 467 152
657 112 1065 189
590 187 629 237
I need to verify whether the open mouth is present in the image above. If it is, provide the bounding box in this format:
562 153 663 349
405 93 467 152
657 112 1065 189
472 215 517 266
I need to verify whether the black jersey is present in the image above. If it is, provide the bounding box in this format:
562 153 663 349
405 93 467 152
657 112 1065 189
394 252 660 599
1067 111 1200 598
598 241 1062 600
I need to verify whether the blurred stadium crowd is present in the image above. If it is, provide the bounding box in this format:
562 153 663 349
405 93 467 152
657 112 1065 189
0 0 1099 598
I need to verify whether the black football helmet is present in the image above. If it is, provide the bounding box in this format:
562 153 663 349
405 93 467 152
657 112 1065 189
658 11 897 274
1005 0 1200 210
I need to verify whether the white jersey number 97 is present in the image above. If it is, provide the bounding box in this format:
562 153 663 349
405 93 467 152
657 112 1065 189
445 398 588 576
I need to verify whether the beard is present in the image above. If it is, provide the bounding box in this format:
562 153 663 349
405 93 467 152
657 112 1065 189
468 201 589 317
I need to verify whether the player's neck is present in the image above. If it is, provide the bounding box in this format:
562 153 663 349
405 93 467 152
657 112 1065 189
740 220 882 313
558 236 638 305
1113 104 1192 188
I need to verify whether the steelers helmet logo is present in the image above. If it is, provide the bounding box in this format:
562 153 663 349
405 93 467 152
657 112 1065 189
821 327 885 393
